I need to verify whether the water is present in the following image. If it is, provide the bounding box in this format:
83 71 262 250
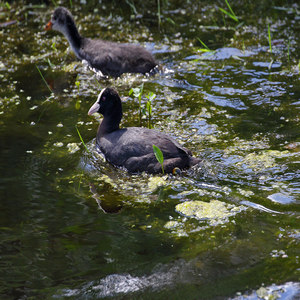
0 1 299 299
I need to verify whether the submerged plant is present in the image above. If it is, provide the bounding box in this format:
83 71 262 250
153 144 164 174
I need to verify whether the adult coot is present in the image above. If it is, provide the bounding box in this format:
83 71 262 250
88 87 199 174
45 7 158 77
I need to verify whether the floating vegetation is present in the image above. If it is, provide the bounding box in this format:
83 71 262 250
175 200 247 226
53 142 64 147
236 150 290 172
147 176 167 192
67 142 80 154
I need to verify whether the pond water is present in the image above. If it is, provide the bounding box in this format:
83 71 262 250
0 0 299 299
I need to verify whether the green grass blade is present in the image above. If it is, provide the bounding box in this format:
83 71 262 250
75 126 89 153
268 24 272 53
197 38 210 50
166 17 175 25
225 0 238 20
35 65 53 93
219 7 238 22
287 39 290 64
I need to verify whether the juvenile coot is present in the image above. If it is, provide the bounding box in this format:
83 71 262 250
45 7 158 77
88 87 199 174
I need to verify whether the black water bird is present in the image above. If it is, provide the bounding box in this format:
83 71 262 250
45 7 158 77
88 87 199 174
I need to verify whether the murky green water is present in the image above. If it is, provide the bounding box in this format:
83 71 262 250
0 0 299 299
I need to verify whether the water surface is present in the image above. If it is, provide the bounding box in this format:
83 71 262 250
0 0 299 299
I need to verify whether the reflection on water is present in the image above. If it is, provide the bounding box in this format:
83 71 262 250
58 259 194 298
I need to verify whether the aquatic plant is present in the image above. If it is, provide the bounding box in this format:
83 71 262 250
125 0 138 15
35 65 53 93
197 38 214 53
153 144 164 174
219 0 239 22
75 78 80 92
157 0 161 28
145 92 156 129
267 24 274 69
287 39 290 65
268 23 272 53
129 83 144 124
47 58 55 68
75 125 89 153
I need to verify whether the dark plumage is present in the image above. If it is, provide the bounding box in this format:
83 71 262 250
88 87 200 174
45 7 158 77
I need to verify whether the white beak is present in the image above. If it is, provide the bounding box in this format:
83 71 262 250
88 88 106 115
88 100 100 115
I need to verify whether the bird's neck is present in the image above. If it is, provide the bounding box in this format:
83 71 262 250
63 21 82 56
98 113 122 136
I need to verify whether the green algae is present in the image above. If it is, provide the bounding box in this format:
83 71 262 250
67 142 80 154
148 176 167 192
236 150 290 172
175 200 247 226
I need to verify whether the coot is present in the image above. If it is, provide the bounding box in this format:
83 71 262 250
45 7 158 77
88 87 199 174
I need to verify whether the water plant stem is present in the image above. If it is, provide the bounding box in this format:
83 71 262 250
35 65 53 93
75 125 89 152
287 39 290 64
219 0 238 22
157 0 161 29
129 83 144 125
268 23 272 53
145 92 156 129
